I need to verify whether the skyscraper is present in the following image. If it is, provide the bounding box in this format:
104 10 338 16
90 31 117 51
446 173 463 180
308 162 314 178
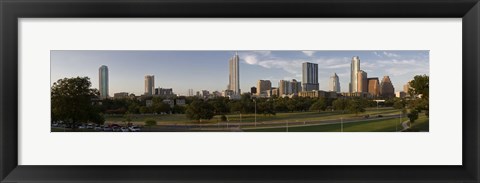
98 65 109 99
278 80 292 96
302 62 319 91
367 78 380 97
228 52 240 95
350 56 361 93
329 73 341 92
380 76 395 98
257 80 272 96
144 75 155 95
357 70 368 92
291 79 302 94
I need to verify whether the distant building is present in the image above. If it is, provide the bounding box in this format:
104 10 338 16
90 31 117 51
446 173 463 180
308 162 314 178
380 76 395 98
228 52 240 95
329 73 341 92
144 75 155 96
396 91 407 98
175 99 186 106
98 65 109 99
257 80 272 96
188 89 194 96
278 80 292 96
367 78 380 97
357 70 368 93
145 100 153 107
212 91 222 97
291 79 302 94
155 88 174 97
350 56 361 93
250 87 257 94
302 62 319 91
403 81 411 93
202 90 210 98
162 99 174 108
298 90 338 98
113 92 129 99
222 89 235 98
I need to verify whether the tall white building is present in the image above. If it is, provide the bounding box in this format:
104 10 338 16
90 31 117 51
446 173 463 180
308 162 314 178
350 56 361 93
144 75 155 96
302 62 319 91
98 65 109 99
228 52 240 95
329 73 341 92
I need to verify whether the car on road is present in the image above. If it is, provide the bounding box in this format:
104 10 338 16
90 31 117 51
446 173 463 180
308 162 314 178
129 126 141 132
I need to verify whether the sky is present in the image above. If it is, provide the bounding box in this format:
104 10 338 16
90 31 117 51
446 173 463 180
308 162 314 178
51 50 429 96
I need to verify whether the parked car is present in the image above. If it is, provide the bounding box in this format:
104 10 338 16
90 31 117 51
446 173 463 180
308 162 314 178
94 125 102 131
129 126 141 132
103 126 112 132
112 126 121 132
120 127 129 132
78 124 86 129
87 124 94 129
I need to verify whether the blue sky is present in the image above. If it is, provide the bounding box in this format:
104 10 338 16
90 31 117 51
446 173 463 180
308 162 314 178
51 50 429 96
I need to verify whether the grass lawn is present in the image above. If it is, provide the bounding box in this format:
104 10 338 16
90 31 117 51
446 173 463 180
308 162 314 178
244 113 429 132
104 107 402 125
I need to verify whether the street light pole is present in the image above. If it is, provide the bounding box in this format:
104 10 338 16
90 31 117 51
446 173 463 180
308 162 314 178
341 117 343 132
286 120 289 132
254 99 257 128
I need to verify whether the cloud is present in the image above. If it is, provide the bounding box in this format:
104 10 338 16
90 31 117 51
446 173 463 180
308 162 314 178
382 51 400 58
302 51 316 57
244 55 258 65
325 63 350 69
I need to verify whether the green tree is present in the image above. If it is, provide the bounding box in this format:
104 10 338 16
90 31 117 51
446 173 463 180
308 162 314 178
347 98 366 116
409 75 429 117
332 98 348 113
393 98 405 110
407 110 419 123
309 98 327 112
185 100 215 122
51 77 103 130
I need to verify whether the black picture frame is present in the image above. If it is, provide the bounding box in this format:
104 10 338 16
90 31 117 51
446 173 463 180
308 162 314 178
1 0 479 182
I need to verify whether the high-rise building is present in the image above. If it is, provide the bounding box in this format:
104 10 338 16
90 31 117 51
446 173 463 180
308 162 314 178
188 89 194 97
228 52 240 95
403 81 411 93
257 80 272 96
367 78 380 97
144 75 155 95
98 65 109 99
350 56 361 93
329 73 341 92
357 70 368 92
302 62 319 91
278 80 292 96
291 79 302 94
380 76 395 98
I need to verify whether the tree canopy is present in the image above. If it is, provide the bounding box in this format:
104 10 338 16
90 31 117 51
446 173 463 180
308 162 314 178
51 77 104 129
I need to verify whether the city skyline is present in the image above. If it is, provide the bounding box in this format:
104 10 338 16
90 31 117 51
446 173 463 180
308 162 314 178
51 50 429 96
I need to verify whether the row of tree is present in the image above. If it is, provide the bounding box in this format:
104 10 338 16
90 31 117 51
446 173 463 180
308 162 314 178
51 74 428 128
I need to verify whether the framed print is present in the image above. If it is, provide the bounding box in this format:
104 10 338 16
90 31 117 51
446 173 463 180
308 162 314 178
1 0 479 182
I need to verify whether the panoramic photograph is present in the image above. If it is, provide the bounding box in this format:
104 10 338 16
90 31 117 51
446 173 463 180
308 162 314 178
51 50 429 132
